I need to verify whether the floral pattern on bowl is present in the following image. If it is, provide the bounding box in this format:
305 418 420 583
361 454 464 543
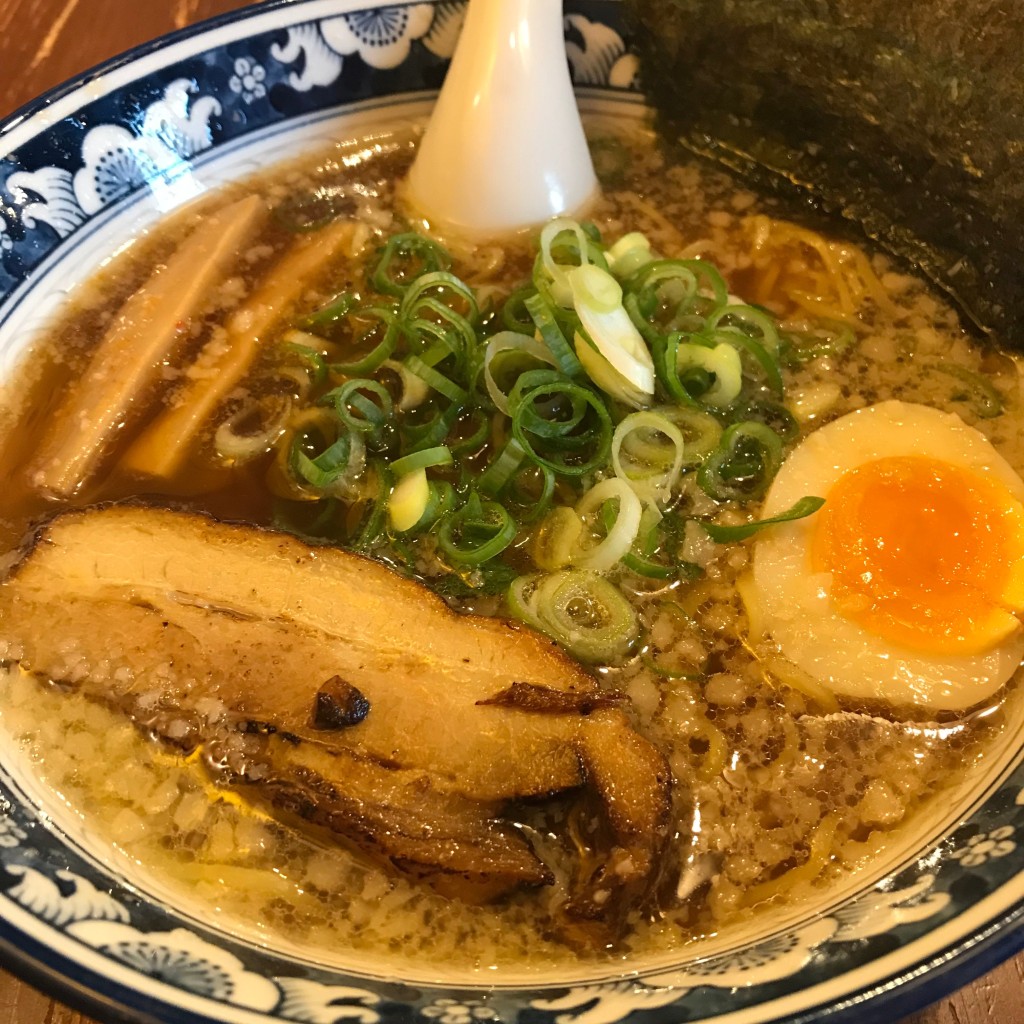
0 3 1023 1023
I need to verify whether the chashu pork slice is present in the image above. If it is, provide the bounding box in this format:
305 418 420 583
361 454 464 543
0 505 673 919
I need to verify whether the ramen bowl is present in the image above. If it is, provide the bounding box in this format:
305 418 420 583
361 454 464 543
1 3 1023 1023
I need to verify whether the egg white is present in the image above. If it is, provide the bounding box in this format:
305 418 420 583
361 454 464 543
752 400 1024 711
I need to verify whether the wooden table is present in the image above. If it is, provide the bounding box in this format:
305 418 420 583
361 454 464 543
0 1 1022 1022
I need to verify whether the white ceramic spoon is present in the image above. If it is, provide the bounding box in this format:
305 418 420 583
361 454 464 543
406 0 599 236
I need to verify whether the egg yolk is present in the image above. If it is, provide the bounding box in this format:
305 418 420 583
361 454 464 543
811 455 1024 655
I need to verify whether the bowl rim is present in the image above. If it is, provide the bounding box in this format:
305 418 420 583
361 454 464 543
3 868 1024 1024
1 2 1023 1023
0 0 339 137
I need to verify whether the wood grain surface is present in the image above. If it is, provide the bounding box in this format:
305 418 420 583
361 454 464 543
0 1 1021 1023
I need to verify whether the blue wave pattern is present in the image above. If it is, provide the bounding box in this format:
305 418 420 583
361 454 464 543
0 0 631 299
0 2 1023 1023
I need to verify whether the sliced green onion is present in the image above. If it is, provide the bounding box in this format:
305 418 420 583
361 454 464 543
703 495 825 542
598 504 676 580
214 396 291 464
711 326 784 397
615 519 677 580
607 231 654 280
432 561 520 600
706 304 782 354
675 341 743 407
656 407 723 467
301 292 356 330
506 463 557 524
643 653 704 679
322 379 393 434
477 437 527 495
279 337 329 388
266 221 831 636
502 286 538 334
569 264 655 396
417 480 457 530
446 408 490 455
729 399 798 444
532 505 585 570
352 461 392 550
698 421 784 502
381 358 431 411
371 233 451 298
330 307 402 375
509 570 639 663
437 494 517 565
524 291 584 378
627 260 696 310
651 332 699 407
291 435 352 490
403 301 477 362
276 367 319 404
289 413 366 496
404 354 469 404
573 477 644 571
401 400 463 453
627 258 729 324
399 270 479 323
611 411 686 505
507 574 546 632
510 378 613 477
389 467 431 532
537 219 594 308
623 551 677 580
391 445 453 476
483 331 558 415
569 262 623 314
574 330 650 408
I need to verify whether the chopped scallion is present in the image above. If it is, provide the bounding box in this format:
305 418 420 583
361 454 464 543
390 445 453 476
702 495 825 542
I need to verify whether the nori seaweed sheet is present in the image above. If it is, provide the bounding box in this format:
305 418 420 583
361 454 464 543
625 0 1024 342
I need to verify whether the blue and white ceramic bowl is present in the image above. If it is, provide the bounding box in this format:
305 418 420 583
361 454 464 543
1 2 1023 1022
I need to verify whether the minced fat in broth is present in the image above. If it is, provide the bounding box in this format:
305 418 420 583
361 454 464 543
0 122 1020 969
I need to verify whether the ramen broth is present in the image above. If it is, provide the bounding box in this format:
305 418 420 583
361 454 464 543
0 122 1021 969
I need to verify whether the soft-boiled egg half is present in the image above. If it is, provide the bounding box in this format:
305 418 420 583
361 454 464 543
751 400 1024 711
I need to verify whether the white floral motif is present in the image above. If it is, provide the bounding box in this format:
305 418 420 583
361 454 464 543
66 922 279 1010
420 1 466 59
71 79 219 214
0 814 26 848
533 920 838 1024
833 874 949 940
6 167 87 238
646 919 838 988
4 866 129 927
322 5 434 69
229 57 267 103
137 78 221 161
271 5 434 91
271 24 343 91
533 982 683 1024
276 977 381 1024
952 826 1016 867
564 14 639 89
421 997 497 1024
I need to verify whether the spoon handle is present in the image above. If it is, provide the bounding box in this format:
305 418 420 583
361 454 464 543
407 0 598 235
